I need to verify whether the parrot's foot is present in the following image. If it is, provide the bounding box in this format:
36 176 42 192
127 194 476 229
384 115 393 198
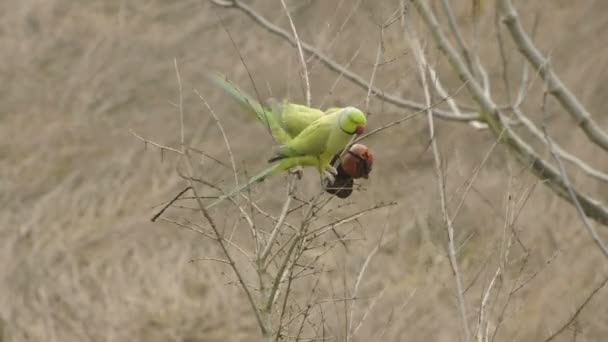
326 165 338 176
289 166 303 180
322 169 336 184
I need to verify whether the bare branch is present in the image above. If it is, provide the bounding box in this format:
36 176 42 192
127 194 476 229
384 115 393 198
151 186 192 222
365 35 383 112
319 47 361 109
408 31 471 341
541 97 608 258
542 275 608 342
439 0 475 78
279 0 311 106
130 129 183 155
194 89 240 187
355 80 470 143
347 220 387 342
476 267 500 342
410 0 608 226
189 257 231 265
183 150 267 335
512 107 608 183
212 0 479 121
174 58 185 149
260 177 295 264
499 0 608 151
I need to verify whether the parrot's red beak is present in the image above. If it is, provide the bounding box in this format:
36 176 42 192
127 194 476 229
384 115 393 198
355 125 365 135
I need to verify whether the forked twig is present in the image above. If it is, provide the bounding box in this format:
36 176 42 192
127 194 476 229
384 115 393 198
210 0 479 121
542 275 608 342
279 0 311 106
411 0 608 226
499 0 608 151
409 31 471 341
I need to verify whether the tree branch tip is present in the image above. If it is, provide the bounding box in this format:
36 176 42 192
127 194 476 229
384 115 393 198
210 0 235 7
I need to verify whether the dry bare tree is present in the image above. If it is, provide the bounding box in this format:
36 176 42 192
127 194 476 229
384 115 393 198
137 0 608 341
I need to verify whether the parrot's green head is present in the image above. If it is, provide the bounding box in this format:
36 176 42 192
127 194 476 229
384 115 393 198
339 107 367 135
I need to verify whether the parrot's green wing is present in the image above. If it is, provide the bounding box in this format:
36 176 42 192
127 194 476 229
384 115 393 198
268 99 325 138
324 107 341 115
282 103 325 137
272 113 339 160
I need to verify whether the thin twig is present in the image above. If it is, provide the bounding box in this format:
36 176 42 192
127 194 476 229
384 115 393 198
542 275 608 342
365 34 383 112
476 267 500 342
540 94 608 258
194 89 240 187
151 186 192 222
511 107 608 183
439 0 475 76
130 129 183 155
499 0 608 151
450 131 505 223
211 0 479 121
409 31 470 341
411 0 608 226
184 150 267 335
307 0 362 66
279 0 311 106
354 80 470 143
347 218 387 342
319 47 361 109
174 58 185 149
260 177 295 264
189 257 231 265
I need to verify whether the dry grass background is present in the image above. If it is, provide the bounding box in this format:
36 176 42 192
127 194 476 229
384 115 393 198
2 0 608 341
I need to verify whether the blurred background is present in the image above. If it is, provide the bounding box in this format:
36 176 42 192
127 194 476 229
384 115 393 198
2 0 608 341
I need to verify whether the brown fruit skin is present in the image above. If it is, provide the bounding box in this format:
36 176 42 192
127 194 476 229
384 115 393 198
324 144 373 198
324 175 354 199
340 144 373 179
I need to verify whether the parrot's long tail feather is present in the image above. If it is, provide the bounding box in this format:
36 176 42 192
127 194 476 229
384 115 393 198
207 72 267 123
208 72 292 145
204 164 280 210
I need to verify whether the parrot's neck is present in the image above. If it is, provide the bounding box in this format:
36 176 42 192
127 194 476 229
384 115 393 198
338 111 357 135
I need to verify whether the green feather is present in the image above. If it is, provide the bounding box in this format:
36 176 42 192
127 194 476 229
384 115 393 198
205 155 320 209
208 72 292 145
207 73 367 206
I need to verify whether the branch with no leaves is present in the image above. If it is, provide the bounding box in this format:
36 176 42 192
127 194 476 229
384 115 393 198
498 0 608 151
279 0 311 107
354 79 470 144
439 0 489 93
346 216 389 342
540 93 608 259
408 32 471 341
184 151 268 335
210 0 479 122
410 0 608 227
542 275 608 342
511 107 608 183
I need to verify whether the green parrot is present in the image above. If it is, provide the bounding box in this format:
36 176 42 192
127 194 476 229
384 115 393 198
209 73 293 145
205 74 367 210
209 73 341 142
267 98 341 138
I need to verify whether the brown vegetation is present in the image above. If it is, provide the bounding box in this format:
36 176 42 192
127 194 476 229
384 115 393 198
2 0 608 341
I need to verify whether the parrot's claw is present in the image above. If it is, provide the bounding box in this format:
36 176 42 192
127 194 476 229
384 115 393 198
327 165 338 176
289 166 303 180
322 170 336 184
